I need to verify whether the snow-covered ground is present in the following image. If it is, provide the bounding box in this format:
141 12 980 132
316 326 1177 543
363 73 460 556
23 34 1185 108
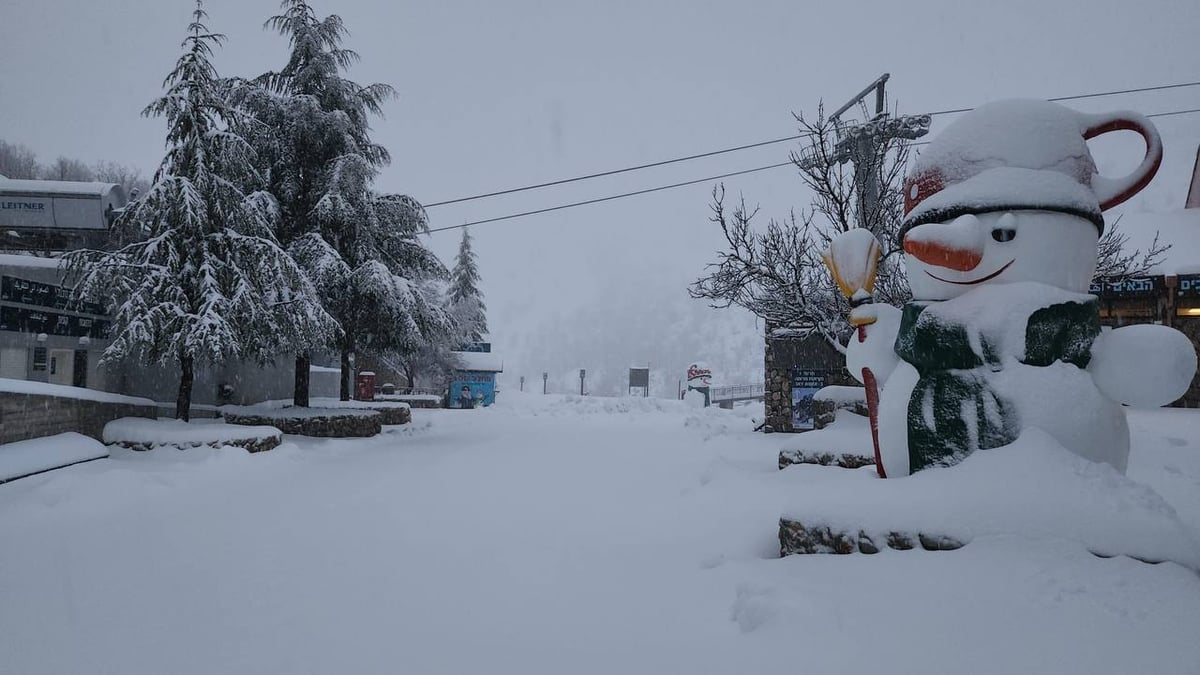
0 392 1198 674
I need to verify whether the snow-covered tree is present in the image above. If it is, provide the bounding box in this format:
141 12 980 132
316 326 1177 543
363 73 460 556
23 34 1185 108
0 140 41 179
691 106 911 351
64 1 335 420
290 175 454 398
233 0 450 402
449 227 488 343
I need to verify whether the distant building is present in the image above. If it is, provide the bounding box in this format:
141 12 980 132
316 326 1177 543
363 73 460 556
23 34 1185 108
0 253 340 405
1089 206 1200 407
450 343 503 408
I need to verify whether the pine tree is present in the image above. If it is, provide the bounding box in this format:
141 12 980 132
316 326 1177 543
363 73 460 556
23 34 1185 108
237 0 452 401
65 1 335 420
449 228 488 343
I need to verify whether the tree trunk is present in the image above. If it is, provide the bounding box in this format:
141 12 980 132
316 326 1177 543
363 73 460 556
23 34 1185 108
177 354 194 422
340 346 352 401
294 353 310 407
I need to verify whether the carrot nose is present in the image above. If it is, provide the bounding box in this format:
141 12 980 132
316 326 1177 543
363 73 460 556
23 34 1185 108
902 217 986 272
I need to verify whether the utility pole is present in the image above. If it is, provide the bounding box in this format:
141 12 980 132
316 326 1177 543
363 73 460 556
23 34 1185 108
799 73 930 234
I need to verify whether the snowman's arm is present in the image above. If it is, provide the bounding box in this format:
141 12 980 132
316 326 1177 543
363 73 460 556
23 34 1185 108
1087 324 1198 408
845 303 903 387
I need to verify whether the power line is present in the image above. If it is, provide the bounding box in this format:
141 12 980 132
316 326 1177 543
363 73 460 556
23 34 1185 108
910 107 1200 146
428 106 1200 234
424 80 1200 209
423 134 807 208
924 80 1200 117
427 162 794 233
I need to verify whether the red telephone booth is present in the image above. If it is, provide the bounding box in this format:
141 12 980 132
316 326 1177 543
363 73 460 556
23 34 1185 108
355 371 376 401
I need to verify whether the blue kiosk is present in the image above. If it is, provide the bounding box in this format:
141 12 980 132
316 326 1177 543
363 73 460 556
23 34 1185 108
450 343 503 408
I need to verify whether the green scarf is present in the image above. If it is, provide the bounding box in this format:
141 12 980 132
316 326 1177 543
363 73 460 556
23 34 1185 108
894 296 1099 472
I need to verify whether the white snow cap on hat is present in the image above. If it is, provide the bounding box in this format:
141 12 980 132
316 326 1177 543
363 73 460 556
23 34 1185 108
901 99 1162 239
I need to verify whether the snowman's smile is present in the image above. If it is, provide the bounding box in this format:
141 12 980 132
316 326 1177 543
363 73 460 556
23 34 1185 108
925 259 1015 285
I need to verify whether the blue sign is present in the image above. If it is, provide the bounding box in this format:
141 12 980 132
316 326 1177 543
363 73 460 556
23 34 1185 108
790 368 825 431
1088 276 1159 298
1178 274 1200 298
451 373 496 408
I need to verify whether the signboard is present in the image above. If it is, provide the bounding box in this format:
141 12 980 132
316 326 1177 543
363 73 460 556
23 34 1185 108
686 363 712 386
1 276 105 315
0 305 108 338
451 376 495 408
629 368 649 388
790 368 826 431
1177 274 1200 298
460 342 492 353
1088 276 1161 298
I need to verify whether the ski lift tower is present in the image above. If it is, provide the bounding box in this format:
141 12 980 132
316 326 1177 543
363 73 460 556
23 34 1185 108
798 74 931 233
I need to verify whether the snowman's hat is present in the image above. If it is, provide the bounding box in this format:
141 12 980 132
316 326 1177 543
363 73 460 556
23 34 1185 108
900 99 1162 241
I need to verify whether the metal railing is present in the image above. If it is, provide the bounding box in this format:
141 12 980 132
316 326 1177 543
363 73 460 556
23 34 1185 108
709 383 766 401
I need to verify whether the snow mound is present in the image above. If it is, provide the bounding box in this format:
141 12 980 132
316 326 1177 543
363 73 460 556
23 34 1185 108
498 392 693 418
813 385 865 404
103 418 281 448
780 410 873 454
780 428 1200 568
0 433 108 483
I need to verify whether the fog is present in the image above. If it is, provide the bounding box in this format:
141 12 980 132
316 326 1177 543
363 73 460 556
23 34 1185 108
3 0 1197 393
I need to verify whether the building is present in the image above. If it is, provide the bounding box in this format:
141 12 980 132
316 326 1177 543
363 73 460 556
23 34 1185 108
0 253 339 406
1091 207 1200 407
0 254 109 388
449 343 503 408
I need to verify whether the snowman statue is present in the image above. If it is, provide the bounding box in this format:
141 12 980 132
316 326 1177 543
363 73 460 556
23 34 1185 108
827 99 1197 478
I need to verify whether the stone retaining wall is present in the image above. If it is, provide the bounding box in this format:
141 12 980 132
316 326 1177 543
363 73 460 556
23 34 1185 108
223 410 382 438
0 391 157 445
779 518 964 556
109 435 281 454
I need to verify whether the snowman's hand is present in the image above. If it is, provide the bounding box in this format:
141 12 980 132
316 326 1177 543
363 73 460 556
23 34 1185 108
1088 325 1198 408
846 304 902 387
849 303 879 327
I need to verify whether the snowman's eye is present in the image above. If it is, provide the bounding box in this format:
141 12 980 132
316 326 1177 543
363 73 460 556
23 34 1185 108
991 228 1016 243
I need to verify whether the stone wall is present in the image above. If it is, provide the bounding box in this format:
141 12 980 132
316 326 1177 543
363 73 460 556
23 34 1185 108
0 391 157 445
763 327 855 433
223 410 382 438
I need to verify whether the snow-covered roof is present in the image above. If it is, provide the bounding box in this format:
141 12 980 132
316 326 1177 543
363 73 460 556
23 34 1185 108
0 178 124 199
452 351 504 372
1113 208 1200 276
0 253 64 270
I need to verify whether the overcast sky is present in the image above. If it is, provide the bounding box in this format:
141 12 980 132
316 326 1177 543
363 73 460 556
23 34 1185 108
3 0 1198 388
